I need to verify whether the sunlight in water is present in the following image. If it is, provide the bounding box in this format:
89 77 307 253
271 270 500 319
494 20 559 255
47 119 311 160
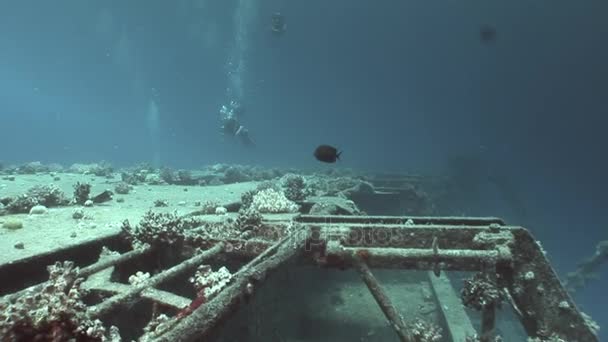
227 0 257 102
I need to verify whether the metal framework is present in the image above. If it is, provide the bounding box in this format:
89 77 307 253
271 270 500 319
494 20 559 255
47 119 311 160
0 215 598 342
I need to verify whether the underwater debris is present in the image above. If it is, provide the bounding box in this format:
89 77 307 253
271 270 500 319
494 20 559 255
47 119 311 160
314 144 342 163
91 190 113 204
0 261 120 341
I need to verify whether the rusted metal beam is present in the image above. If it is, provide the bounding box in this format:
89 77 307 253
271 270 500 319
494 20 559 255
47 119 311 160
3 245 153 302
324 246 511 271
297 214 505 226
506 229 598 341
90 243 223 318
88 282 191 311
307 224 514 251
427 272 476 341
153 234 305 342
353 256 414 342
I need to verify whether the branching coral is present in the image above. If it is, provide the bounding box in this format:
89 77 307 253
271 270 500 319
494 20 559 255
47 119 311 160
121 210 201 248
6 184 69 213
0 261 120 341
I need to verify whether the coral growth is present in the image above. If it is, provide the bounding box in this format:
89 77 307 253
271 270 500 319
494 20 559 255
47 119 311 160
176 265 233 319
158 168 198 185
121 210 201 248
410 318 443 342
190 265 232 299
461 272 503 311
250 188 299 214
5 184 69 213
113 182 131 195
128 271 151 285
68 162 113 177
73 182 91 205
235 207 263 230
0 261 120 341
221 166 251 184
281 174 307 202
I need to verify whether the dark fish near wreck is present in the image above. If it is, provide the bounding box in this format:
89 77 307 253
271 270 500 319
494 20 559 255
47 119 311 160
314 145 341 163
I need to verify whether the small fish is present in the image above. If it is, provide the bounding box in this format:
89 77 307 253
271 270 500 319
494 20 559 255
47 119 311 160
314 145 341 163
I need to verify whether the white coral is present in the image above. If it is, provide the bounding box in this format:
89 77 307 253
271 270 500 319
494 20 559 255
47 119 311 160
250 188 299 213
128 271 151 285
190 265 232 298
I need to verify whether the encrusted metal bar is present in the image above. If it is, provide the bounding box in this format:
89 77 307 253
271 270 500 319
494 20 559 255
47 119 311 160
427 271 477 341
506 229 599 341
480 266 498 342
89 282 191 310
353 256 413 342
194 238 273 258
324 246 511 271
312 224 513 251
154 234 305 342
297 214 505 226
90 243 223 318
1 213 599 341
3 245 153 302
79 245 153 278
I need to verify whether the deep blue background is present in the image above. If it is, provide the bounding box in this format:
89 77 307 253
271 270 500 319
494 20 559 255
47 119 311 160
1 0 606 337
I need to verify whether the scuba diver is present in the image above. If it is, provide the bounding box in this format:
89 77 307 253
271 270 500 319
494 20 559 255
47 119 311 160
270 12 286 35
219 101 255 147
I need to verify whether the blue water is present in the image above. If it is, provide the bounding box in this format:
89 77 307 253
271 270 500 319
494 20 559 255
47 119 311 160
1 0 606 339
